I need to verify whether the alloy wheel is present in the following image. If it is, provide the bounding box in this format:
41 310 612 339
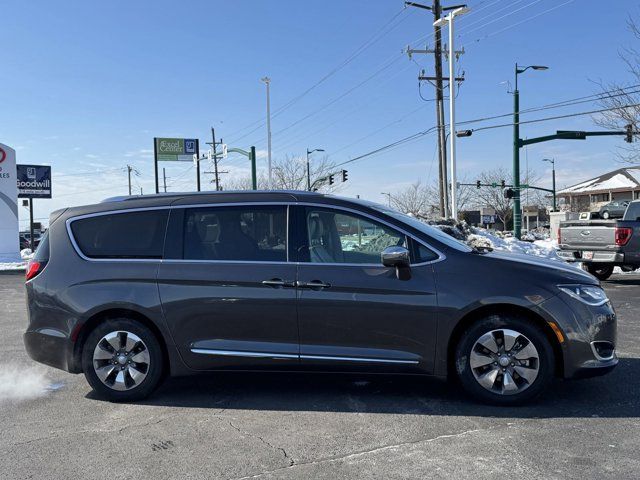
469 328 540 395
92 331 150 391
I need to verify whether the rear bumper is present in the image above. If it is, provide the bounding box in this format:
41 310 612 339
557 249 624 263
24 330 75 373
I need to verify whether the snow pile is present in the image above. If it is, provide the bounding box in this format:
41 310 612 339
0 250 31 271
470 227 562 261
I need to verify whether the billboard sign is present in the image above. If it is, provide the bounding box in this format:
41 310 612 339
17 164 52 198
0 143 20 260
155 138 198 162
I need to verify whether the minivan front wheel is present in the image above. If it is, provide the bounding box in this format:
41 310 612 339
455 316 554 405
82 318 164 402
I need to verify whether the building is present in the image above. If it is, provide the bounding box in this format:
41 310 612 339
557 166 640 212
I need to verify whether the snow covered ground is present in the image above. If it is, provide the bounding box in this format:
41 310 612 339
0 249 33 272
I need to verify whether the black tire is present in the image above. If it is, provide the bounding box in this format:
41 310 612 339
454 315 555 406
585 263 614 281
601 210 610 219
81 318 164 402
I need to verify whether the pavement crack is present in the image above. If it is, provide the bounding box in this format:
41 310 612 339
230 421 522 480
224 418 294 468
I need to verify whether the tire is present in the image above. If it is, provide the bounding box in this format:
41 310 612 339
454 315 555 405
81 318 164 402
601 211 610 219
585 263 614 281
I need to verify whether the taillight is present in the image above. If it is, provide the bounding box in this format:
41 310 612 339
557 227 562 245
615 227 633 246
25 260 42 281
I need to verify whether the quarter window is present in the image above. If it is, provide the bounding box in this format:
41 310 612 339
70 209 168 259
183 206 287 262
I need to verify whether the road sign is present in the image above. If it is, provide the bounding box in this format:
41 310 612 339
481 215 496 224
155 138 198 162
17 164 51 198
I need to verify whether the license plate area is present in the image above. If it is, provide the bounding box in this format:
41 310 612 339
583 251 594 260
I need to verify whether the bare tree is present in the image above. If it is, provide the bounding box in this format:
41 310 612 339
470 167 514 229
389 182 436 219
594 14 640 163
220 155 343 192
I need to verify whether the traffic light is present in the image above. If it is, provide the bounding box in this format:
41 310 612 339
341 169 348 182
476 180 481 189
626 124 634 143
501 179 506 188
329 174 335 186
503 187 515 199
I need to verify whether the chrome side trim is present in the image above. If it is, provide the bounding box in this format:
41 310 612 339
300 354 419 364
190 348 298 359
189 348 420 364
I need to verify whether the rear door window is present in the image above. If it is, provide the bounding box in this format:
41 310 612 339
183 205 287 262
70 209 168 259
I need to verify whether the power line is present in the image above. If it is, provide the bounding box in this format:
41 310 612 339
225 7 414 143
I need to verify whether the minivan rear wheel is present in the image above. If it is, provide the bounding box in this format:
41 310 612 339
81 318 164 402
455 315 554 405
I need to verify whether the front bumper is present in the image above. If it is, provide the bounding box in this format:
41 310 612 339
537 293 618 379
24 330 75 373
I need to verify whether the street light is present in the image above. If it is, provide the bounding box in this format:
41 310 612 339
261 76 272 189
434 6 470 220
381 192 392 207
542 158 557 212
306 148 325 191
513 63 548 238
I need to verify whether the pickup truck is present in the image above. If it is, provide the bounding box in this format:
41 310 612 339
558 199 640 280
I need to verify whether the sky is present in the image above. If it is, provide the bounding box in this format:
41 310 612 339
2 0 639 228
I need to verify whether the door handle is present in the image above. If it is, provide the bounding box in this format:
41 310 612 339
296 280 331 289
261 278 295 288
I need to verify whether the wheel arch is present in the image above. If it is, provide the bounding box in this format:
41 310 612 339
70 308 170 375
446 303 564 379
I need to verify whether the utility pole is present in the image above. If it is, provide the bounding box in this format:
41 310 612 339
163 168 167 193
406 1 466 218
206 127 224 191
261 77 272 189
127 165 133 195
434 6 469 220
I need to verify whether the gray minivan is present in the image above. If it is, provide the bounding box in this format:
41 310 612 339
24 191 617 404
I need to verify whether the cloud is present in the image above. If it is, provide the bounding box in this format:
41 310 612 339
85 154 100 159
124 148 154 159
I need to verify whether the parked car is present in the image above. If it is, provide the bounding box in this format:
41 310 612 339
558 199 640 280
19 232 41 249
598 200 630 219
24 191 617 405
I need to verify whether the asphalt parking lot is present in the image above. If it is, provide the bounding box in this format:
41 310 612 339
1 272 639 480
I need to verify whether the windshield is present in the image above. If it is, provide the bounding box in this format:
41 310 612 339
359 200 473 253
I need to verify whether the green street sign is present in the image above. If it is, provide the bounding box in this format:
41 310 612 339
155 137 197 162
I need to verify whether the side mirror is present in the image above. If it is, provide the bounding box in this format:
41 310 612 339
381 246 410 269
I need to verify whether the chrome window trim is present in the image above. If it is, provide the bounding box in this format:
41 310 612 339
65 200 446 266
296 202 445 267
65 206 171 263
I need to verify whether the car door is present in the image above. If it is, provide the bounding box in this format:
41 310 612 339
294 205 440 373
157 203 299 370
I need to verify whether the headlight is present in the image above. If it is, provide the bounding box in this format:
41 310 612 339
558 284 609 306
